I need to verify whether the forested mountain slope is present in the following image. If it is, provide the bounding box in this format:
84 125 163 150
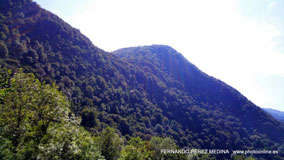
264 108 284 123
114 46 284 147
0 0 283 158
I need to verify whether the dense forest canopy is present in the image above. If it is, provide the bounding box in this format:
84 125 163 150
0 0 284 159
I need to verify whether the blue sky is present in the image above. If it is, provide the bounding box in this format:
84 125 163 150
34 0 284 111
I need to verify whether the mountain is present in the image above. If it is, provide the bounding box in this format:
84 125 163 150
114 46 284 144
264 108 284 123
1 0 284 159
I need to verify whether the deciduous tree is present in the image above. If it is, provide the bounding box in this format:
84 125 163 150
0 69 103 159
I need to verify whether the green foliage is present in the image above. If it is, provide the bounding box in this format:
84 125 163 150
37 123 103 160
232 155 257 160
150 137 187 160
119 137 151 160
0 24 9 34
99 127 123 160
0 1 284 159
81 107 98 128
279 143 284 157
119 118 131 135
0 41 9 58
233 155 246 160
115 46 284 152
0 135 13 160
187 154 217 160
0 65 11 103
0 70 103 159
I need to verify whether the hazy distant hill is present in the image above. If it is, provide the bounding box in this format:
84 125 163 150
0 0 284 159
264 108 284 122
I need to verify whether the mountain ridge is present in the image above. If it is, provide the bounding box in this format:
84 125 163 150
0 1 284 159
114 45 284 141
263 108 284 122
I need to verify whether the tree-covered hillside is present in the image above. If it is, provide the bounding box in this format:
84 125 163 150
0 66 193 160
0 0 284 159
264 108 284 123
114 46 284 157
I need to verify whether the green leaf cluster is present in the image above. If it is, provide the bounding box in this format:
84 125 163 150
0 69 103 160
119 137 151 160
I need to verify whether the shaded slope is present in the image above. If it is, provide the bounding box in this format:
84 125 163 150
0 1 283 157
0 0 146 132
264 108 284 123
1 0 199 145
114 45 284 147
